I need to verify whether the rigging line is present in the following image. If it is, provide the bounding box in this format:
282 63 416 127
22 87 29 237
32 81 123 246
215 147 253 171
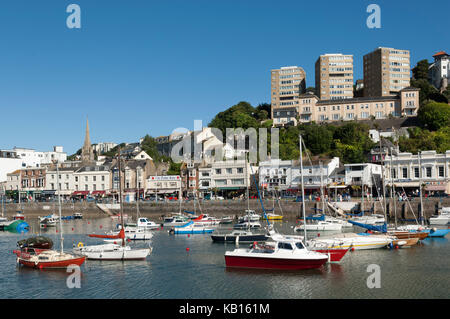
300 137 328 216
397 184 420 225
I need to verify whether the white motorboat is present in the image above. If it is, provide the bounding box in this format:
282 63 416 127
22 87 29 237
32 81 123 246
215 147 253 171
40 217 57 227
233 221 262 230
224 231 329 270
73 212 83 219
192 214 221 226
107 226 154 241
294 220 343 232
124 217 159 230
163 214 191 227
238 210 261 222
312 232 394 250
429 211 450 225
170 221 215 234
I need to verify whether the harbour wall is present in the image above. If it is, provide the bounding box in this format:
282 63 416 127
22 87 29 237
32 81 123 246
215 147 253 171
3 197 449 223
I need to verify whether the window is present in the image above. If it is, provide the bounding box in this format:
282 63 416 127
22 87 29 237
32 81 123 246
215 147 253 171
438 166 444 177
414 167 419 178
426 167 432 178
215 169 222 175
231 179 244 185
278 242 293 250
295 242 304 249
226 168 232 174
102 176 105 182
75 176 78 182
402 168 407 178
85 176 88 182
93 176 97 182
237 168 244 174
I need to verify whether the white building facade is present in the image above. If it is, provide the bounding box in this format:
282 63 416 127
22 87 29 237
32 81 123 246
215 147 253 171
384 150 450 194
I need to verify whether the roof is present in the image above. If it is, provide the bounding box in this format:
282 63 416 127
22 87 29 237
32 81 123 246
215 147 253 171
432 51 448 57
75 165 110 173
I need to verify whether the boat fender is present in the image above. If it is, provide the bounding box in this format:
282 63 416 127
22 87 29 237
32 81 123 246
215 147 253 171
77 242 84 248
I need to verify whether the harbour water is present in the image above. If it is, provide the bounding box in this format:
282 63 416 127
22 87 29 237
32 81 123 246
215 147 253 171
0 218 449 299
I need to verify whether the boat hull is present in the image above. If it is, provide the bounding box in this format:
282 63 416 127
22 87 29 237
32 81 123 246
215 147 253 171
389 231 429 240
74 246 151 260
311 248 349 262
425 229 450 237
224 255 327 270
18 256 86 269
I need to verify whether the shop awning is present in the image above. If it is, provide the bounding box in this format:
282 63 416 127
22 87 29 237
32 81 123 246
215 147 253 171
91 191 106 195
72 191 90 196
424 185 446 191
42 190 56 195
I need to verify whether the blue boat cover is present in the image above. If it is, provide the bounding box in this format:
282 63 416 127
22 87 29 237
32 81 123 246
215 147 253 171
184 210 196 215
348 220 387 233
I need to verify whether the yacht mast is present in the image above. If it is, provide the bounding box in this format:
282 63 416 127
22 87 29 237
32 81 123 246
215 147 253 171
117 148 125 247
299 135 307 243
56 162 64 254
136 166 140 221
418 151 424 226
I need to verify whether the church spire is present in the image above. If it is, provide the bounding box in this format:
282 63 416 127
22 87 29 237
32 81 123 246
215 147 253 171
84 117 91 147
81 117 94 163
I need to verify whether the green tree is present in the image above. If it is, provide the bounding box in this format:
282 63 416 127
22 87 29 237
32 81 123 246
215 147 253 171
208 101 259 134
418 101 450 131
412 59 430 80
410 78 438 106
141 135 163 162
300 123 334 155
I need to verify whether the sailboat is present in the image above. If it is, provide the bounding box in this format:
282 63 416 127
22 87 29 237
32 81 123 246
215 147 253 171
15 162 86 269
265 189 283 221
295 160 343 232
74 149 152 260
112 168 155 240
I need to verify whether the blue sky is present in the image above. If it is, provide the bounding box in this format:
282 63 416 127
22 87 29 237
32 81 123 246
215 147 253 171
0 0 448 154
